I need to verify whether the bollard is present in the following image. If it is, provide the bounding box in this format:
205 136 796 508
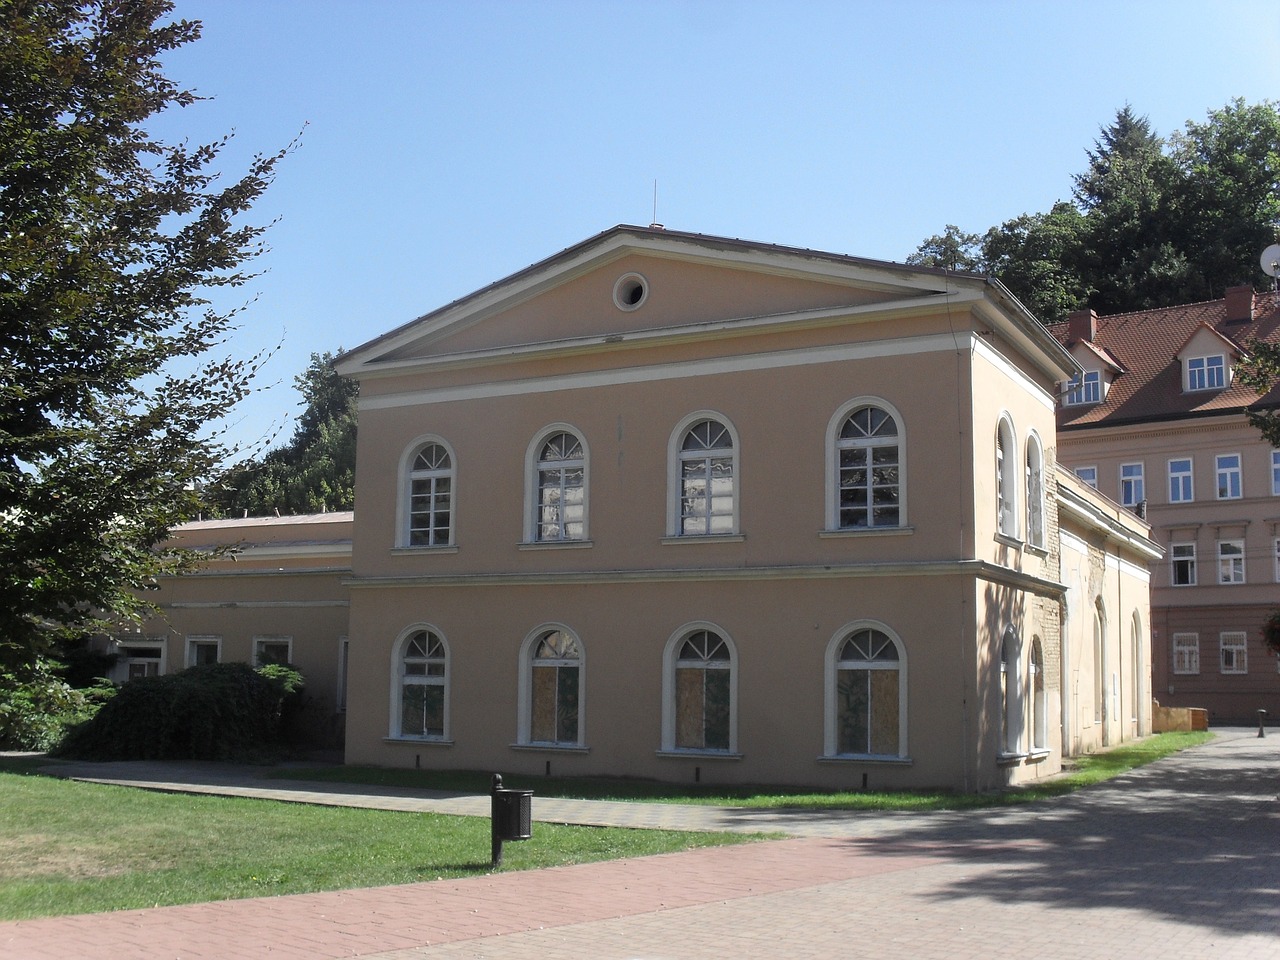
1259 709 1268 738
490 773 533 868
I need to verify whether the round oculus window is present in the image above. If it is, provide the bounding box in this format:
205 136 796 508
612 273 648 311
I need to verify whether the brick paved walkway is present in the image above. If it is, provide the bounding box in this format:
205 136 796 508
3 728 1278 958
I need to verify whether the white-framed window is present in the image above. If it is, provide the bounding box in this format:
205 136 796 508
1171 542 1196 586
393 627 449 740
1217 539 1245 584
116 636 167 681
185 635 221 667
662 623 737 754
996 416 1018 538
526 427 588 543
1025 433 1046 549
1092 602 1105 725
1216 454 1242 500
1186 355 1226 391
1168 458 1194 503
253 635 292 667
402 438 454 547
827 400 904 530
1219 632 1247 675
668 413 738 537
1272 451 1280 496
1120 462 1145 509
1065 370 1101 405
1130 613 1143 726
518 625 584 747
1274 538 1280 583
823 622 908 759
1172 633 1199 675
337 636 349 713
1000 628 1024 755
1030 638 1047 751
1074 465 1098 489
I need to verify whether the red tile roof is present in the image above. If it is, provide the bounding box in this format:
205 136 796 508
1050 290 1280 430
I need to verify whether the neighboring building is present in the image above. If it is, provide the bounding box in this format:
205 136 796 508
317 225 1157 791
1053 287 1280 722
126 513 353 746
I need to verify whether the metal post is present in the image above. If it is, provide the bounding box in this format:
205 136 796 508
490 773 503 868
1259 709 1268 738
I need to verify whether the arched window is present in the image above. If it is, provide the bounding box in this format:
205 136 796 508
393 627 449 740
1093 601 1106 727
1026 432 1045 549
1000 628 1024 755
662 625 736 753
527 428 587 542
676 417 736 536
831 403 902 529
996 417 1018 538
518 627 584 746
824 623 908 758
1030 638 1047 750
405 441 454 547
1130 611 1143 729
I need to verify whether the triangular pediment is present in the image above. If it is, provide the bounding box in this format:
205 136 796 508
1175 323 1241 362
337 226 971 376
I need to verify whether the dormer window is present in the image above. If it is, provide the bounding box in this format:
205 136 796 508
1186 355 1226 392
1065 370 1101 406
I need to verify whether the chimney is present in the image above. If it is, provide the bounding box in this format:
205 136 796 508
1224 285 1254 324
1068 308 1097 343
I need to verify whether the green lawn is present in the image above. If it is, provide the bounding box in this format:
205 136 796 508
0 761 753 921
269 731 1215 810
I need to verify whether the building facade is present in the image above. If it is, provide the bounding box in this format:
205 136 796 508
321 225 1155 791
1053 287 1280 721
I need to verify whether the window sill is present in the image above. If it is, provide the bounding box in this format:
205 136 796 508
994 533 1023 549
997 751 1028 766
391 545 459 556
817 754 913 765
1027 749 1051 763
383 736 454 746
518 540 594 551
510 742 590 753
660 534 744 545
1024 542 1049 558
655 749 742 761
819 526 914 539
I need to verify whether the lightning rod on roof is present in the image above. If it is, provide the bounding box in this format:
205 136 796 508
649 180 663 230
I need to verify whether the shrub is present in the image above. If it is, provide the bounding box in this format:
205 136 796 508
55 662 305 762
0 660 114 751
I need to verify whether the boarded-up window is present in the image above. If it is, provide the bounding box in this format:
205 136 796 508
835 628 901 756
530 630 580 743
674 630 731 750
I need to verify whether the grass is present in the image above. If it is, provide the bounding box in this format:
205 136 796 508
268 731 1216 811
0 759 754 921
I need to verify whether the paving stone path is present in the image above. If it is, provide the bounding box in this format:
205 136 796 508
2 728 1277 958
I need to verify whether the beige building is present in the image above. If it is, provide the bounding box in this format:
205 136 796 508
1053 288 1280 721
308 225 1156 791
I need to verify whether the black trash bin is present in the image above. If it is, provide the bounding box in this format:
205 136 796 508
490 774 533 866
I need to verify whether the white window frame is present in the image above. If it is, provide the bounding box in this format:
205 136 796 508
1000 628 1025 756
1217 539 1245 584
1074 465 1098 489
1168 457 1194 504
1219 632 1247 675
390 625 450 741
116 636 167 681
517 624 586 748
825 398 906 532
1186 355 1226 392
185 635 222 668
666 412 740 538
1172 633 1200 675
1272 451 1280 496
1171 542 1196 586
1215 453 1242 500
661 622 738 756
337 636 350 713
253 636 293 667
1274 537 1280 583
1065 370 1101 406
1030 638 1048 752
524 425 589 544
1025 432 1046 549
996 416 1019 539
823 620 909 760
1119 462 1145 509
397 435 456 548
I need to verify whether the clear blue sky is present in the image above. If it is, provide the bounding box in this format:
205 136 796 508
157 0 1280 452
